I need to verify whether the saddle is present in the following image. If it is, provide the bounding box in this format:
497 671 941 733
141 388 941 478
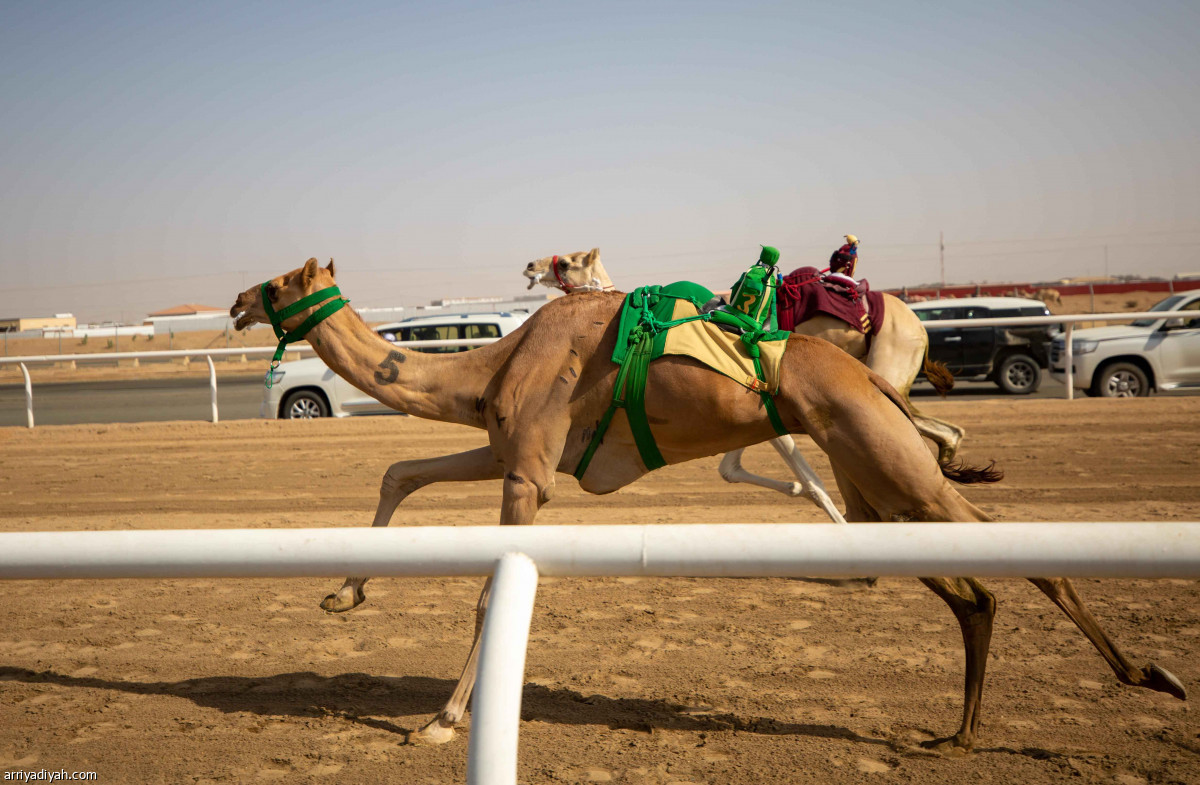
776 266 885 336
574 281 790 481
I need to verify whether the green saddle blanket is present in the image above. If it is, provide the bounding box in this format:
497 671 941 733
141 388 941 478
575 282 790 481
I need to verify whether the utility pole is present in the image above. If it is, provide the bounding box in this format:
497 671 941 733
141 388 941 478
939 231 946 286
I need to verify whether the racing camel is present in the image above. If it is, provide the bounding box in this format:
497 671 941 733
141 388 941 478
229 258 1184 751
523 249 966 521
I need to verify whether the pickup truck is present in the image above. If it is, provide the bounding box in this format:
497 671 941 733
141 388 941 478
1050 291 1200 397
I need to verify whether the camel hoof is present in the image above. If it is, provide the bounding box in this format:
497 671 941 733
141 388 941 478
409 717 456 745
919 735 972 756
1143 664 1187 700
785 482 804 497
319 585 366 613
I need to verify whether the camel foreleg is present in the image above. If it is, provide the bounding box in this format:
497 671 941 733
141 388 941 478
717 437 846 523
1028 577 1186 700
321 447 504 612
412 441 563 745
919 576 996 753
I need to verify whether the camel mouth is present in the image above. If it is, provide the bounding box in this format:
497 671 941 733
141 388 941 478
526 272 543 290
233 311 253 331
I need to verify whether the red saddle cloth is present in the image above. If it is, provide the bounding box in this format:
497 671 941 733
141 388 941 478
777 267 885 336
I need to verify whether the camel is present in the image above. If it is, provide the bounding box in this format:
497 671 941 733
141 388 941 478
523 249 967 521
229 258 1185 751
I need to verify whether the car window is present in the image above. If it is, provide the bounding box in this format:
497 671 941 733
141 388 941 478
1180 298 1200 328
962 307 991 319
401 324 461 353
914 308 961 321
1132 295 1187 327
463 323 501 340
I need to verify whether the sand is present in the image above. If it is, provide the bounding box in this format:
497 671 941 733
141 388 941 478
1 398 1198 784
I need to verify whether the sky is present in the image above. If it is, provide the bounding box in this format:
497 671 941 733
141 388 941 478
1 0 1198 324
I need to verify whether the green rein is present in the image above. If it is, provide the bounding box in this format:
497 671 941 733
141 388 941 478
261 282 350 388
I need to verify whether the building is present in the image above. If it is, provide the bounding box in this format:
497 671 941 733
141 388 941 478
144 304 231 334
0 313 76 334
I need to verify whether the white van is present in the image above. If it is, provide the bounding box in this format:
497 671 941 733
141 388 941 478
262 312 528 419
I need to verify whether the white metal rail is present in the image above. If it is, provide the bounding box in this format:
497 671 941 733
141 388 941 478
0 338 500 427
1 308 1191 425
1 522 1196 785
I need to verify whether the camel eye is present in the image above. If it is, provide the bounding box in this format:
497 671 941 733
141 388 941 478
558 260 569 269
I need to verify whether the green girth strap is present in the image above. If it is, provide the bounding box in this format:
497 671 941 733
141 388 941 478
261 282 349 388
574 327 666 481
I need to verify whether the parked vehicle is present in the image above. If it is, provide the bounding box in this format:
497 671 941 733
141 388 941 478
911 297 1055 394
263 312 528 419
1050 291 1200 397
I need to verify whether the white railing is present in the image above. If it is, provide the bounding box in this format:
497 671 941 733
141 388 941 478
919 309 1192 400
1 522 1196 785
0 339 500 428
3 308 1192 425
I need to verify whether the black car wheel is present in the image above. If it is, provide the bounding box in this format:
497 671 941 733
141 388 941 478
282 390 330 419
994 354 1042 395
1094 362 1150 398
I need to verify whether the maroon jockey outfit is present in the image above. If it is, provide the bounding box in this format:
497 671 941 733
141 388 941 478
827 234 860 286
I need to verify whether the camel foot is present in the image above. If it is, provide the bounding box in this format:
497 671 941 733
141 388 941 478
919 734 972 756
319 584 366 613
1141 664 1187 700
409 716 456 745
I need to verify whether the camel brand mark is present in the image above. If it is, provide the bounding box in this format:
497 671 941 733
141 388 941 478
374 350 406 385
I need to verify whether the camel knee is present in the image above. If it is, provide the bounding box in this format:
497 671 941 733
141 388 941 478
717 450 745 483
380 463 423 500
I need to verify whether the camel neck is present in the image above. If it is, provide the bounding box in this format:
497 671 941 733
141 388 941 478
302 308 506 427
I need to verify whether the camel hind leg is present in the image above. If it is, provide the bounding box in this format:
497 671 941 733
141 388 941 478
1028 577 1186 700
321 446 504 612
718 437 846 523
919 577 996 752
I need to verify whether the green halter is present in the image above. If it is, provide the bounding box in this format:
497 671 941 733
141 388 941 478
261 281 349 388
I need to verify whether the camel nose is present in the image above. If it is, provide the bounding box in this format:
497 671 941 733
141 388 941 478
525 262 534 271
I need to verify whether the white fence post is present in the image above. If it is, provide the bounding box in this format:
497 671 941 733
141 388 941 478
468 552 540 785
206 356 219 423
20 362 33 429
1065 323 1075 401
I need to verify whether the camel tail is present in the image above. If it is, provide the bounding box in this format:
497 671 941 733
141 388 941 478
939 458 1004 485
867 371 1002 486
922 351 955 397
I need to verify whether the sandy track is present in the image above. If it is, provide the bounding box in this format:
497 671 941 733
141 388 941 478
1 398 1198 784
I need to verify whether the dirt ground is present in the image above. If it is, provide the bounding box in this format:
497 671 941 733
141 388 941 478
1 398 1198 784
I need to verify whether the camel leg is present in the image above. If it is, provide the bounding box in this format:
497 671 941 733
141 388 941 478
718 447 803 497
912 413 967 463
717 438 846 523
321 447 504 612
412 445 561 744
919 576 996 753
1027 577 1186 700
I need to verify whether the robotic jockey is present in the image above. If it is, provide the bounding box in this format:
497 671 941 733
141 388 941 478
826 234 860 288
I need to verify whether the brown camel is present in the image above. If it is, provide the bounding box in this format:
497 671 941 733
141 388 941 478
523 249 966 520
230 258 1185 751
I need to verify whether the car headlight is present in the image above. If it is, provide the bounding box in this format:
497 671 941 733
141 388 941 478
266 369 285 385
1072 340 1099 355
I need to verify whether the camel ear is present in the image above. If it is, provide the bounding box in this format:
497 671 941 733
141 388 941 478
583 248 600 266
326 258 337 278
302 257 320 285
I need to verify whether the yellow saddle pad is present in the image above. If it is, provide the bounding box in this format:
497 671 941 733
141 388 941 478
659 299 787 394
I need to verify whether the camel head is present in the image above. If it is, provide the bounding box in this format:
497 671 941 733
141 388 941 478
229 257 338 331
522 248 611 292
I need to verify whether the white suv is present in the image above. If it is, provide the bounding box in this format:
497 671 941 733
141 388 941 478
1050 291 1200 397
263 312 528 418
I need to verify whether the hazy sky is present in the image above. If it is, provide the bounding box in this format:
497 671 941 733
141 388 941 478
2 1 1198 323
